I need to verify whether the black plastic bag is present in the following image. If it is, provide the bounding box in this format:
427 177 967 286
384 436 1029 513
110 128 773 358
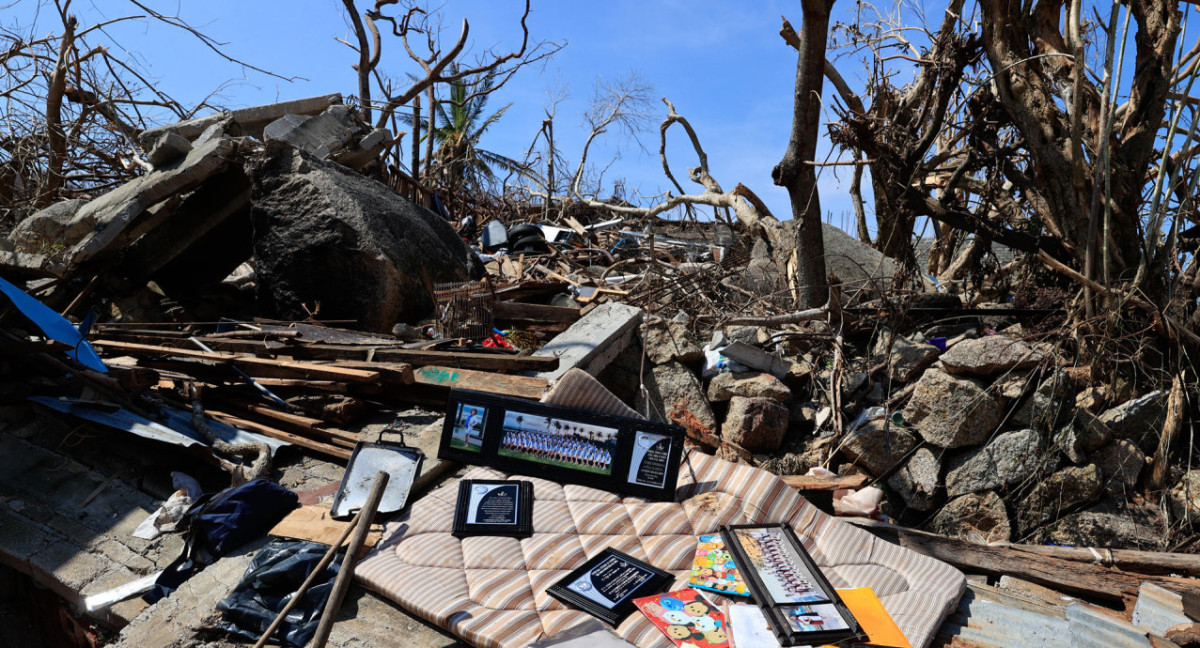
215 539 343 647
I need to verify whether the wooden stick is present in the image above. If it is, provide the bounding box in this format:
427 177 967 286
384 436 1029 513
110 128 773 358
251 507 364 648
92 340 381 383
310 472 389 648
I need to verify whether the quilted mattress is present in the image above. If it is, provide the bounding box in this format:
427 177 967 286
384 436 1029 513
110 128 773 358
356 370 964 648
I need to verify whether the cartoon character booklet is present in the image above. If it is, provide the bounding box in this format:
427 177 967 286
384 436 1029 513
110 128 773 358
634 588 729 648
688 534 750 597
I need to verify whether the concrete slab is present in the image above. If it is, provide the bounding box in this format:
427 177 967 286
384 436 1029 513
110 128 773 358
137 93 343 148
526 302 644 383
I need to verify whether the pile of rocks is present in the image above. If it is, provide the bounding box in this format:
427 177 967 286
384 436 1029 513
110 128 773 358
634 316 1179 550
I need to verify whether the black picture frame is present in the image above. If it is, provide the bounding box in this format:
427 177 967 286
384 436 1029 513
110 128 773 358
452 479 534 538
546 548 673 625
438 389 685 501
719 523 861 647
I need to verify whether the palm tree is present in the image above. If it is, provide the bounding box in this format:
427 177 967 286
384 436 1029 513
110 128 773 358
515 415 523 432
425 66 529 196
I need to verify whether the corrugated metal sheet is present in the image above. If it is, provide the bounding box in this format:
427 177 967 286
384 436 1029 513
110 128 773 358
1132 583 1191 636
1067 602 1154 648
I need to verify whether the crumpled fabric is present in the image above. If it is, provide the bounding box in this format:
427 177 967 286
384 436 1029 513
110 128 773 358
216 539 342 647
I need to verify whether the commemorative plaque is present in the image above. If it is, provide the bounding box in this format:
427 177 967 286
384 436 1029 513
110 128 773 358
546 547 673 625
452 479 533 538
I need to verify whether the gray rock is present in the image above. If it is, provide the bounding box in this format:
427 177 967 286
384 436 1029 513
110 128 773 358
820 222 898 293
1053 411 1112 464
643 320 703 365
707 371 790 402
1016 464 1103 536
945 429 1046 497
639 360 718 433
1169 470 1200 526
1098 390 1168 454
940 335 1047 376
928 491 1011 543
721 397 789 452
265 105 361 155
902 368 1004 448
249 144 482 330
7 199 87 253
840 417 917 476
871 331 940 383
887 447 940 511
1042 500 1166 550
146 132 191 167
138 92 342 148
1091 439 1145 489
1012 371 1075 430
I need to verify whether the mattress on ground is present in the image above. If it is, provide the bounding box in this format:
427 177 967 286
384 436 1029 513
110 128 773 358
355 371 964 648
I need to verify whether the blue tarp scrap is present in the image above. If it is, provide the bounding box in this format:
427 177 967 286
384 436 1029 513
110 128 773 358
0 275 107 372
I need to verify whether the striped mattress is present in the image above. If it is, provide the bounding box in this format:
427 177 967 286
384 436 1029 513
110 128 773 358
356 370 964 648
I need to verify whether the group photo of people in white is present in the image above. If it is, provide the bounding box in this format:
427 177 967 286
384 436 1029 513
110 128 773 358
499 411 618 475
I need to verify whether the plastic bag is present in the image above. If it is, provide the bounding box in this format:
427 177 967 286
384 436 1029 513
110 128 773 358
216 539 342 647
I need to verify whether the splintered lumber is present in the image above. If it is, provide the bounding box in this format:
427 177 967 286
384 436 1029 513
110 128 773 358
211 399 359 448
206 410 352 460
411 365 549 400
320 361 414 384
92 340 380 383
779 473 869 492
850 518 1200 603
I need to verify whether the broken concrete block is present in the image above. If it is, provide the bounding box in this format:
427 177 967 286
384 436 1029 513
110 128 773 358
721 396 789 452
249 144 482 331
945 429 1046 497
871 332 940 383
8 198 87 253
928 491 1011 543
706 371 790 402
264 105 361 158
146 132 191 167
887 447 940 511
643 320 703 365
530 302 643 383
902 368 1004 448
940 335 1046 376
334 127 394 169
137 92 342 148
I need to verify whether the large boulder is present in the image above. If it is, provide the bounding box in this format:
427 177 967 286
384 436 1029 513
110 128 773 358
639 361 718 434
887 447 940 511
840 415 918 476
721 397 789 452
1098 390 1168 454
945 429 1047 497
928 491 1011 543
247 144 482 330
939 335 1046 376
1016 464 1103 536
901 368 1004 448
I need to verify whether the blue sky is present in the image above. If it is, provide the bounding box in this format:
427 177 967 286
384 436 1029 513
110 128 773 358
9 1 1173 238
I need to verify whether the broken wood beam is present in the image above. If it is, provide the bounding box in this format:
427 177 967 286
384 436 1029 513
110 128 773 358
210 399 360 448
91 340 381 383
849 518 1200 603
410 365 549 400
206 410 353 460
779 473 869 492
492 300 582 325
319 361 414 384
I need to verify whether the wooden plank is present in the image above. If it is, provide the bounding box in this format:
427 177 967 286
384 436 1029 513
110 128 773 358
321 361 414 385
779 473 869 492
269 505 383 548
211 400 360 447
207 410 353 460
492 300 582 324
412 365 549 400
94 334 560 371
92 340 381 383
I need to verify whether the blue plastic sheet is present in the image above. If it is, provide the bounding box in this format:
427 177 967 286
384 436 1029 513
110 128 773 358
0 275 107 372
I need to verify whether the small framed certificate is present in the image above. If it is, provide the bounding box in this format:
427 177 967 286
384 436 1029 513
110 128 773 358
452 479 533 538
546 548 673 625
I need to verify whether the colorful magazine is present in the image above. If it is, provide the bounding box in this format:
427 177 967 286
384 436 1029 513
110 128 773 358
687 534 750 597
634 588 729 648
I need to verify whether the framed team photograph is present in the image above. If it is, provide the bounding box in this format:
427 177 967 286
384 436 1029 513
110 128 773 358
437 390 685 501
720 523 860 646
